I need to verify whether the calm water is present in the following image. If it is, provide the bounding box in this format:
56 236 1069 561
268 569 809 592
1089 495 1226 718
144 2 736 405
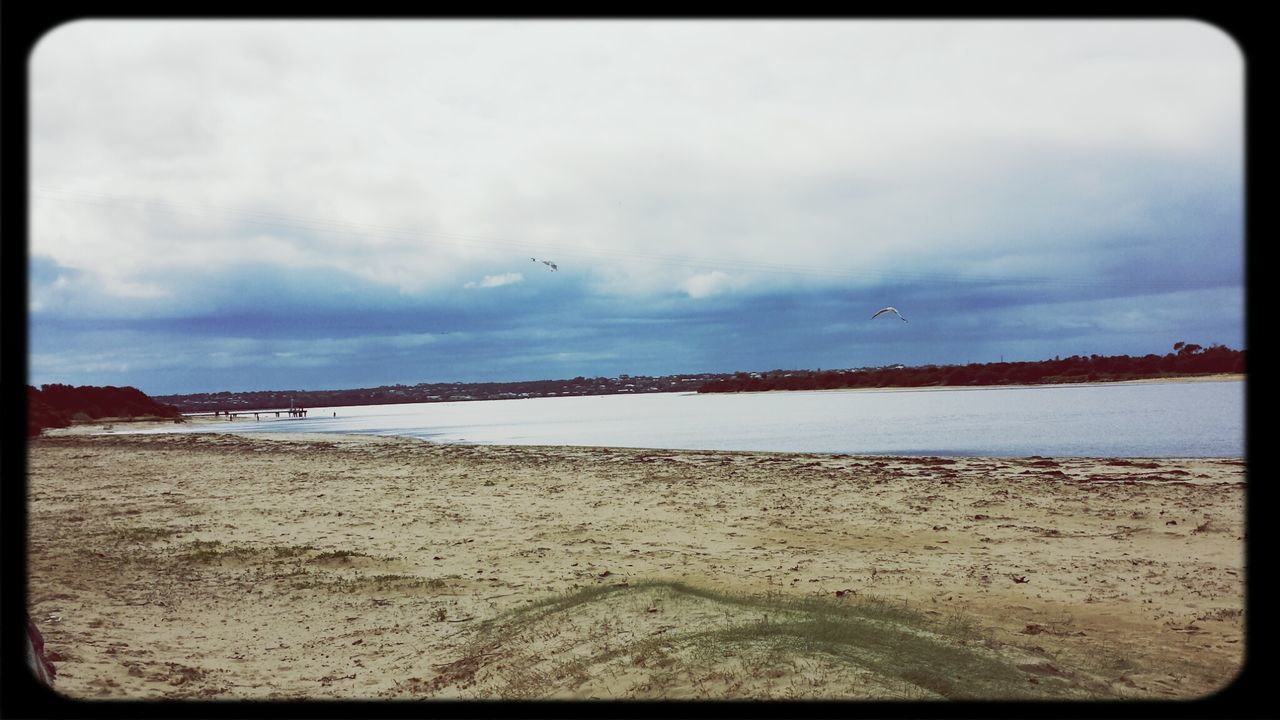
147 379 1245 458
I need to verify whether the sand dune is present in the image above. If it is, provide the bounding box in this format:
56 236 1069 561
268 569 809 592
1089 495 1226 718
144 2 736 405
26 431 1244 700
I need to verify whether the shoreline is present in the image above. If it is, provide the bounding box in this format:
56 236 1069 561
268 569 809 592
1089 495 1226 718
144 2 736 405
41 422 1246 462
45 426 1248 464
702 372 1245 397
26 431 1245 700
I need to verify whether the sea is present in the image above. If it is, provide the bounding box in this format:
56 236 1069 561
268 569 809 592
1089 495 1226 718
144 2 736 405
140 379 1245 458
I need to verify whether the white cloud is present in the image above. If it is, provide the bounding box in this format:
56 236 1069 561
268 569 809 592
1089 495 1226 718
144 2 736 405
27 19 1242 316
465 272 524 289
97 276 171 299
681 270 733 299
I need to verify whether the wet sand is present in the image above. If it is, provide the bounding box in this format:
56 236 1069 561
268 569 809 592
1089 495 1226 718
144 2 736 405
26 430 1244 700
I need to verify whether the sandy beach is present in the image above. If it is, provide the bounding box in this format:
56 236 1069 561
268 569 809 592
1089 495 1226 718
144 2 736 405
26 429 1245 700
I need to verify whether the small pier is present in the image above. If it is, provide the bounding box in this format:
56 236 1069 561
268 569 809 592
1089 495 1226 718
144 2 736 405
186 408 309 421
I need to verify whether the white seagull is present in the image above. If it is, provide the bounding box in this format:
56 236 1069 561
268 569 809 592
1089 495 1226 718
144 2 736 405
531 257 558 271
871 307 908 322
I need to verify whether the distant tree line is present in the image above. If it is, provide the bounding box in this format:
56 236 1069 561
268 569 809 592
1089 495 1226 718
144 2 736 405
27 384 183 437
697 343 1245 394
155 373 725 414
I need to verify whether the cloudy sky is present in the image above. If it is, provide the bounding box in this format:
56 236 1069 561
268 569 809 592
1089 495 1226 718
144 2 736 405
28 19 1244 395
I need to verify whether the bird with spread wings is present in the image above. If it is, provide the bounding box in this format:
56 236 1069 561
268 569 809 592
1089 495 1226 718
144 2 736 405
871 307 908 322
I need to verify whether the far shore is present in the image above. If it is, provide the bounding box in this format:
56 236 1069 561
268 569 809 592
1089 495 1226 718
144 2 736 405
734 372 1245 396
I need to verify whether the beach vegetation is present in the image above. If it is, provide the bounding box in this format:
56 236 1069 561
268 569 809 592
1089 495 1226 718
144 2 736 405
697 343 1244 394
430 580 1118 700
313 549 370 562
271 544 318 558
286 569 451 594
171 539 253 562
28 384 182 436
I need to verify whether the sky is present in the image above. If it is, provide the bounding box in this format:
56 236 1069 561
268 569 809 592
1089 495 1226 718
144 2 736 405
27 19 1245 396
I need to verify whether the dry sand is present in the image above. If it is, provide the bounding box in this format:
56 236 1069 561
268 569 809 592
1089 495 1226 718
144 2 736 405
26 429 1245 700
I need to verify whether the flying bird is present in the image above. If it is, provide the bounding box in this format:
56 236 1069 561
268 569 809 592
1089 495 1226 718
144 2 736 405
531 258 558 271
871 307 908 322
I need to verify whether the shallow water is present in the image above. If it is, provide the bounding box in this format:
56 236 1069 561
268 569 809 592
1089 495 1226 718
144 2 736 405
145 379 1245 458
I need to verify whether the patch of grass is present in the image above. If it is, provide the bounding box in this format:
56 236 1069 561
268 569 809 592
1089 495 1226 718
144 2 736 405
271 544 318 558
174 540 337 565
509 582 627 617
713 614 1032 699
288 571 450 594
313 549 371 562
112 526 182 543
176 539 248 563
434 580 1115 700
495 664 557 700
173 540 404 568
364 573 450 591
